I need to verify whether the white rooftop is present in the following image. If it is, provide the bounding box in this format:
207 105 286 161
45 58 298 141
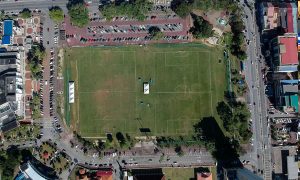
144 83 149 95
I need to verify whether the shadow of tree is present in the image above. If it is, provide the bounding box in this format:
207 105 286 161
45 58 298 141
194 117 242 168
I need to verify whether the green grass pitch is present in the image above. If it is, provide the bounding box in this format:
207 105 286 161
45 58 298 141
64 44 226 138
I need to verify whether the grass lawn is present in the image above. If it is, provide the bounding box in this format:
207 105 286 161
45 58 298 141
163 167 216 180
163 168 195 180
64 44 226 137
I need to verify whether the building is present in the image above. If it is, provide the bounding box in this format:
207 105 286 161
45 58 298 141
287 155 298 180
69 81 74 103
15 161 56 180
272 146 298 179
0 102 18 132
0 51 24 132
1 20 13 45
274 80 298 113
270 34 298 72
96 170 113 180
259 2 297 33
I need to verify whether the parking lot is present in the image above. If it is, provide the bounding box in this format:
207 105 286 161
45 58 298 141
64 14 192 46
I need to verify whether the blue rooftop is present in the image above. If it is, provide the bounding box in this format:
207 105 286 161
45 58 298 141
2 35 11 45
3 20 13 36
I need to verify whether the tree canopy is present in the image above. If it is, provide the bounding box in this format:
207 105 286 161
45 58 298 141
148 26 164 40
171 0 192 18
227 9 247 60
68 3 89 27
27 44 45 80
216 100 251 143
190 14 213 38
100 0 153 21
30 91 41 119
193 0 236 11
49 6 64 23
20 8 31 19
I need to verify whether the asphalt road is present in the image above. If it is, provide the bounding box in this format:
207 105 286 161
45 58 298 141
0 0 68 12
240 1 272 179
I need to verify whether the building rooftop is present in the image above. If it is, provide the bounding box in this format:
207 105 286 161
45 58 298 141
19 161 56 180
282 84 298 94
272 146 297 175
3 20 13 36
278 36 298 65
96 170 113 180
287 156 298 180
260 2 297 33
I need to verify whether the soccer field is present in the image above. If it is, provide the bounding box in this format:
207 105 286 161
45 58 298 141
64 44 226 138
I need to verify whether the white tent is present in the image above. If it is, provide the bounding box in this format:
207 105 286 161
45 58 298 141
144 83 149 94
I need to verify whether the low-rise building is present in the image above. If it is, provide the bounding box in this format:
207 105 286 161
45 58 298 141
270 34 298 72
287 155 298 180
274 79 298 113
259 2 297 33
272 146 298 179
271 118 299 145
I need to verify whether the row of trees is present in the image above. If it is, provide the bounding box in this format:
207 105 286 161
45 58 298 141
171 0 236 18
231 69 247 95
216 99 252 142
192 0 236 11
100 0 153 21
30 91 41 120
27 43 45 80
157 115 242 166
227 9 247 60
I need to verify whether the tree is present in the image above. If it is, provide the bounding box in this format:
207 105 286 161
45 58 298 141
171 0 192 18
190 14 213 38
227 9 247 60
0 10 4 21
175 145 184 156
116 132 126 147
68 3 89 27
193 0 236 10
49 6 64 23
216 101 233 131
100 0 153 21
27 44 45 80
20 8 31 19
107 134 113 142
148 26 164 40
